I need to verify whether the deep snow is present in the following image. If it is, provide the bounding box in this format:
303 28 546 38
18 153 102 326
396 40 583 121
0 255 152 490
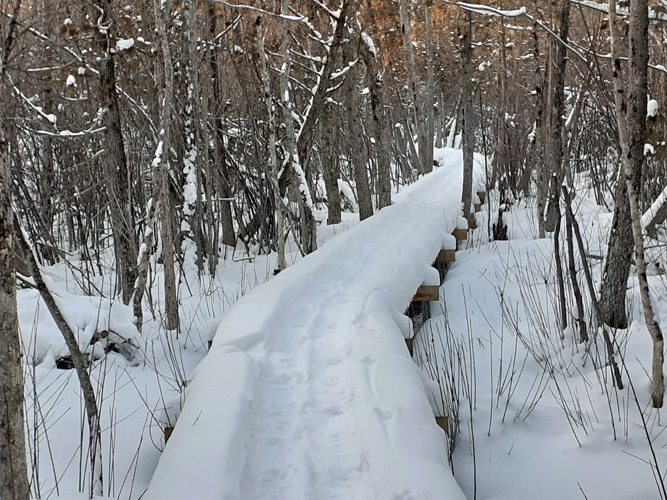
17 148 667 500
142 149 481 500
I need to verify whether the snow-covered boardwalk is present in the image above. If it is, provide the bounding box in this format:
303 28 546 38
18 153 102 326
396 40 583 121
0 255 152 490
144 150 473 500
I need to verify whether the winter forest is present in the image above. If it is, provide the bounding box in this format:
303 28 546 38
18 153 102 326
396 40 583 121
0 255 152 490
2 0 667 498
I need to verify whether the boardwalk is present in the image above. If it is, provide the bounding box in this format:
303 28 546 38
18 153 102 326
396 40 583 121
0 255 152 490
144 149 483 500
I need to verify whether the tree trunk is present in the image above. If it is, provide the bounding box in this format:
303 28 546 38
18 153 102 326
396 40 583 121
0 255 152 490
16 217 104 497
155 0 180 331
599 180 633 328
461 11 475 228
424 1 435 175
0 92 31 500
208 4 236 248
280 0 319 252
94 0 138 305
399 0 427 173
183 0 207 275
543 0 570 233
343 35 373 221
296 0 351 174
610 0 664 407
321 119 342 224
359 22 391 210
564 191 588 342
256 15 286 272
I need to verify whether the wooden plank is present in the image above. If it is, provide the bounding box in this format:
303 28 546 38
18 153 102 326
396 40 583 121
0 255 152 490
164 426 174 443
413 285 439 302
405 338 414 357
452 228 468 241
435 249 456 263
474 203 481 213
435 416 449 434
477 191 486 204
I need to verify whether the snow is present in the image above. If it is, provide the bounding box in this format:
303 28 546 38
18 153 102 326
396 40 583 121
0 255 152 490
66 74 76 86
648 98 659 117
641 182 667 228
19 145 667 500
115 38 135 52
457 2 527 17
361 31 377 58
143 149 473 500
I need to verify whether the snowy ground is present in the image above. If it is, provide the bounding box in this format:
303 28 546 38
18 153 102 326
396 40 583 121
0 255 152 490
143 149 480 500
421 185 667 500
17 149 667 500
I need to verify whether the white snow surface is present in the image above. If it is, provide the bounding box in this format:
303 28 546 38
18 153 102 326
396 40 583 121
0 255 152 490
143 149 471 500
648 98 659 117
115 38 135 52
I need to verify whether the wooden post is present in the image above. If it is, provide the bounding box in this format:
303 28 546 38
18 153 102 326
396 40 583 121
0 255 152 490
413 285 439 302
435 416 449 434
477 191 486 204
474 203 481 213
405 337 414 357
452 228 468 241
435 249 456 263
164 426 174 442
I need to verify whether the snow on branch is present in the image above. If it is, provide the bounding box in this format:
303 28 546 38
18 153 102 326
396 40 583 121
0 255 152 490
642 185 667 231
214 15 242 42
308 0 340 20
570 0 667 21
208 0 305 21
12 86 57 126
450 1 588 63
456 2 526 17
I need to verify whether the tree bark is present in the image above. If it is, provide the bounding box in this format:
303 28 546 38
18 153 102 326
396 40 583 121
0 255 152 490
279 0 319 252
0 4 30 498
543 0 570 233
610 0 664 407
343 34 373 221
208 4 236 249
94 0 138 305
424 0 435 175
321 119 342 224
359 20 391 210
296 0 351 174
0 86 31 500
461 11 475 228
256 15 286 272
599 180 634 328
399 0 427 173
155 0 180 331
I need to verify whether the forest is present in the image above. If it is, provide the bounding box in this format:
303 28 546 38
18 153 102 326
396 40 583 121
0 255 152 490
1 0 667 498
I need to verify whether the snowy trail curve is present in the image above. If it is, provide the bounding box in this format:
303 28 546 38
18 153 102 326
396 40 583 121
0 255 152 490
143 149 479 500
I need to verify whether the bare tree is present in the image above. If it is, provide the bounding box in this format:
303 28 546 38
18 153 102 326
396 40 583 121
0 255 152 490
93 0 138 305
16 218 104 496
0 2 30 498
461 10 475 228
153 0 180 331
0 23 30 500
610 0 664 407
